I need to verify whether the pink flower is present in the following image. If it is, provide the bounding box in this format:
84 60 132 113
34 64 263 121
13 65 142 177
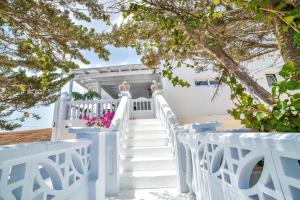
83 112 115 128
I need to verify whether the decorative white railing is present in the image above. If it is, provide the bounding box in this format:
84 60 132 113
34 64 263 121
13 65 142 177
130 97 154 119
66 99 119 120
69 91 131 196
110 92 130 146
0 140 95 200
153 90 228 198
178 130 300 200
153 90 190 192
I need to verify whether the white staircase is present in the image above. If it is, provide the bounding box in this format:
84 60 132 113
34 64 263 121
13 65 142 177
115 118 182 199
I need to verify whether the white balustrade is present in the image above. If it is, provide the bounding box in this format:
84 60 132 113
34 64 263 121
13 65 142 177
67 100 119 120
0 140 95 200
153 90 225 199
178 130 300 200
153 90 190 193
130 97 154 119
70 91 131 196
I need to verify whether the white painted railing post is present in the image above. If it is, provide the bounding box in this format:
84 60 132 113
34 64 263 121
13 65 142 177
52 92 70 141
69 128 106 200
184 144 196 200
172 126 189 193
152 90 163 119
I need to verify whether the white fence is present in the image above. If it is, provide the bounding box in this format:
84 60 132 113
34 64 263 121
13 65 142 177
130 97 154 119
178 130 300 200
153 91 222 194
67 100 119 120
70 91 131 196
0 140 95 200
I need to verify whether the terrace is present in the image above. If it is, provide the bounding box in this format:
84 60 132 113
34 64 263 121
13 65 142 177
1 82 300 200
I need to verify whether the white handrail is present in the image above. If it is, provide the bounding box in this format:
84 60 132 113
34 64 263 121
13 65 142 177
110 92 130 145
153 90 220 199
103 91 130 195
153 90 190 193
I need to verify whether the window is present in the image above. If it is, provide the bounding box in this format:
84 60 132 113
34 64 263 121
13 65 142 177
195 80 219 87
266 74 277 87
209 80 218 86
195 80 209 86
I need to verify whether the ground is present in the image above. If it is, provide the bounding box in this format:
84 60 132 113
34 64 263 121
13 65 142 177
0 128 51 145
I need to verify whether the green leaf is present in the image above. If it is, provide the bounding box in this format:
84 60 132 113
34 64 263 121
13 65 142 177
284 15 296 25
278 82 287 94
293 33 300 48
274 2 287 11
273 109 285 120
257 104 268 112
254 12 264 21
214 0 221 5
293 93 300 100
256 112 268 121
287 80 300 90
279 62 296 78
18 85 25 91
293 101 300 110
213 12 223 19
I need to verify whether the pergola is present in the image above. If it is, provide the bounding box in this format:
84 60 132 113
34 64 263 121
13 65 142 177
70 64 160 99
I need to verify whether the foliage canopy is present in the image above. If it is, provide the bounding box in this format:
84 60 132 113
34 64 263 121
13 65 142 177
0 0 109 130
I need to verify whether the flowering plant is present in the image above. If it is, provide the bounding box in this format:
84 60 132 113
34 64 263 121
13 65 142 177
83 112 115 128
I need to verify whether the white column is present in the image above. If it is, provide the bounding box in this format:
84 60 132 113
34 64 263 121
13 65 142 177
68 79 74 96
51 92 70 141
97 81 102 98
70 128 106 200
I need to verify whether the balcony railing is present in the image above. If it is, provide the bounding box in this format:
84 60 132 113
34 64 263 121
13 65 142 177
0 140 94 200
178 127 300 200
66 99 119 120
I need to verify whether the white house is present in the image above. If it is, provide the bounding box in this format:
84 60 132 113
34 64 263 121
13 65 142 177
52 61 281 140
1 60 299 200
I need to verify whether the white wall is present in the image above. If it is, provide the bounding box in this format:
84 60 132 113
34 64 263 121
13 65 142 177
161 57 282 123
162 67 234 121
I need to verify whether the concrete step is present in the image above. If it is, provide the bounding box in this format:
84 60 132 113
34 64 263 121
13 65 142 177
108 188 188 199
127 125 165 132
120 157 176 171
121 146 173 157
120 170 178 189
127 129 167 136
125 132 168 140
128 119 162 126
123 138 169 147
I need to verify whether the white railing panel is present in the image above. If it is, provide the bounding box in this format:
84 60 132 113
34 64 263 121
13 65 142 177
178 131 300 200
153 90 228 198
0 140 92 200
66 100 119 120
130 97 154 119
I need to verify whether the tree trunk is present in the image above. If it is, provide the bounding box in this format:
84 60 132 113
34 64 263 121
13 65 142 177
187 30 274 105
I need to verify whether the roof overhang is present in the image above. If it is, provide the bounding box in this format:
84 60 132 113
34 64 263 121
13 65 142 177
71 64 160 98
